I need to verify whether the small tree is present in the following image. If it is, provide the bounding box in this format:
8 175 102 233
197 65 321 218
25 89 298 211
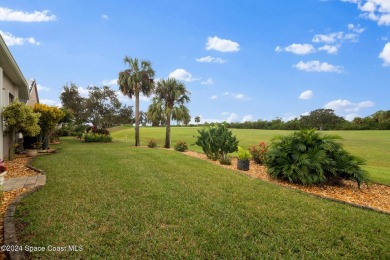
3 100 41 160
33 104 65 149
195 123 239 161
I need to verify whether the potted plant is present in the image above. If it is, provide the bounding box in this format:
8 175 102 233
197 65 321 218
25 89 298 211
26 141 42 157
237 146 252 171
0 159 7 187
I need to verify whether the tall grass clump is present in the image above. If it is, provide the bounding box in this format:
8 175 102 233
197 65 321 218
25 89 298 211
265 129 369 187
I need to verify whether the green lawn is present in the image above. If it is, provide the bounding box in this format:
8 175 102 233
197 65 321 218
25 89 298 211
15 138 390 258
111 126 390 185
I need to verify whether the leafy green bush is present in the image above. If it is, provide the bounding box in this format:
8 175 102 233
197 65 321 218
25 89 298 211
237 146 252 160
249 141 268 164
83 133 112 143
265 129 369 187
148 139 157 148
174 141 188 152
219 153 232 165
195 123 239 160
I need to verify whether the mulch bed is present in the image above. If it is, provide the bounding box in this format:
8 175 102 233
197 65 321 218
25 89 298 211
181 150 390 214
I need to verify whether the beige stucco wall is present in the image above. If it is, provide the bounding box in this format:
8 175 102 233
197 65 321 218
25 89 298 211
2 73 19 159
26 87 39 107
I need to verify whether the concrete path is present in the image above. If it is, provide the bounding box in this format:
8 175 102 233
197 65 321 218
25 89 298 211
2 175 46 191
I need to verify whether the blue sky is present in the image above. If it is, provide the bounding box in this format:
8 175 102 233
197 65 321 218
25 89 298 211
1 0 389 123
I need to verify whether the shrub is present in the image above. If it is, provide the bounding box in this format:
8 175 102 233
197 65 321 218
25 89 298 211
237 146 252 160
174 141 188 152
249 141 268 164
195 123 239 160
219 153 232 165
147 139 158 148
265 129 369 187
83 133 112 143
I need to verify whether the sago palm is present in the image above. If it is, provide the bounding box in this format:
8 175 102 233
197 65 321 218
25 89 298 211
154 78 190 148
118 56 155 146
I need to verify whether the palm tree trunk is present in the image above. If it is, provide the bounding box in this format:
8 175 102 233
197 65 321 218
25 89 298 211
165 110 171 148
135 91 140 146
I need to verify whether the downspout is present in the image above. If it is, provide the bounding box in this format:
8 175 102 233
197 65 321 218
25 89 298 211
0 67 3 160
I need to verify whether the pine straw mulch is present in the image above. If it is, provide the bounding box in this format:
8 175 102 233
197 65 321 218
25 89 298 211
0 156 42 260
181 150 390 214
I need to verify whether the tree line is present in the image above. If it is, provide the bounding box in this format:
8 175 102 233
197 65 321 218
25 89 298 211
222 109 390 130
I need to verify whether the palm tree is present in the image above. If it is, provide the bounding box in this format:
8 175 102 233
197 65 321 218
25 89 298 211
154 78 190 148
194 116 200 126
118 56 155 146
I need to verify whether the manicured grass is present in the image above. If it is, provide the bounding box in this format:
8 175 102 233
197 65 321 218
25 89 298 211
110 126 390 185
15 138 390 258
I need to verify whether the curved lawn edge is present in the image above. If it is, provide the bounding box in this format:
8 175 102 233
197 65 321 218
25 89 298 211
179 149 390 215
3 155 48 260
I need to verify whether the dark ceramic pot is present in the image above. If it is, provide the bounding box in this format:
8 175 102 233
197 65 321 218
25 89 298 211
237 159 250 171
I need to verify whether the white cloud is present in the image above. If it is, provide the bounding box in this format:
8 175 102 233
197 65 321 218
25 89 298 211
78 87 90 98
233 93 250 100
0 7 56 22
299 90 313 100
294 60 343 73
201 78 214 85
242 114 253 122
344 0 390 26
379 42 390 66
168 69 200 82
40 99 61 107
206 36 240 52
275 44 316 55
102 79 118 86
196 56 226 63
312 32 343 43
345 113 360 121
226 113 239 123
0 30 40 46
222 91 230 96
210 95 218 100
324 99 375 114
318 45 339 54
37 84 50 92
101 14 109 19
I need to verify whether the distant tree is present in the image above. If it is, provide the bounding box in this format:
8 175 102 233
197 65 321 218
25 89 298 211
85 86 122 128
139 111 149 126
117 105 134 125
147 98 165 126
195 116 201 126
300 109 346 130
118 56 155 146
60 83 86 125
154 78 190 148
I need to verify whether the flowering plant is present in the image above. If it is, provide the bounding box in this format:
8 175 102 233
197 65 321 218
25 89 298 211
0 159 7 173
249 141 269 165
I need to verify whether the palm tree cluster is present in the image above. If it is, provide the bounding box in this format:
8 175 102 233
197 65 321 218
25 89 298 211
118 56 191 148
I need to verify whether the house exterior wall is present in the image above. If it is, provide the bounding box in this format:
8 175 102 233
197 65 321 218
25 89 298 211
2 73 20 159
26 86 39 107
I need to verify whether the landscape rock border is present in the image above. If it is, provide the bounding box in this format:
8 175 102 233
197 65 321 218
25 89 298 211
2 154 48 260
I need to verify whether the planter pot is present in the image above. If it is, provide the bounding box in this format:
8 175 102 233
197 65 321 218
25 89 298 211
0 171 7 186
237 159 250 171
26 149 38 157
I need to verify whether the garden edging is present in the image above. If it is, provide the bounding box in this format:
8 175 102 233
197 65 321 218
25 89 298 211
3 155 47 260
